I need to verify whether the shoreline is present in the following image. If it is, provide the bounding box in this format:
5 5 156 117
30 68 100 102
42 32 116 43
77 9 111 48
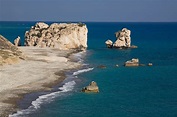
0 47 81 117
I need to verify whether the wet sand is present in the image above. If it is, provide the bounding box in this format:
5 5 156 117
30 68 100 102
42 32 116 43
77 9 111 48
0 47 80 117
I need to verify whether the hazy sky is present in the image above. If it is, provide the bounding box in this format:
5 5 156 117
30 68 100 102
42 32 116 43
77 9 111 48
0 0 177 22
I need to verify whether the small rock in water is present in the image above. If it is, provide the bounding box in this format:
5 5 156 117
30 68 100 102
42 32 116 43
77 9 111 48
124 58 139 67
105 39 113 48
97 65 106 69
148 63 153 66
139 64 146 66
82 81 99 93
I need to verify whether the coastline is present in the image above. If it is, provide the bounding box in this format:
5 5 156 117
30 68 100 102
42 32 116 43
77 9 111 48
0 47 81 117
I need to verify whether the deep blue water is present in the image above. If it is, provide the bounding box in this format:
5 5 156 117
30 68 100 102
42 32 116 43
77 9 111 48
1 22 177 117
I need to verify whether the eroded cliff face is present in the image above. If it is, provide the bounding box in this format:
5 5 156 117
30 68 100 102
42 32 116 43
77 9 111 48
25 22 88 50
0 35 23 65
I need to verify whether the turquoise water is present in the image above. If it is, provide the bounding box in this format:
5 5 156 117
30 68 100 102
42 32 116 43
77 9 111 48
1 22 177 117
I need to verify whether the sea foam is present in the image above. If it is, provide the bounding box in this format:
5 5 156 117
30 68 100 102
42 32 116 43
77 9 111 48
9 81 76 117
73 68 94 76
71 51 86 63
9 51 93 117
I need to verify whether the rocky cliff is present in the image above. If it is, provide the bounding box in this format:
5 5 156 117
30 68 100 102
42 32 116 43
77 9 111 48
25 22 88 50
0 35 23 65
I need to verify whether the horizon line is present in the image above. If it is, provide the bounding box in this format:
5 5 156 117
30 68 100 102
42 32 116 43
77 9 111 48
0 20 177 23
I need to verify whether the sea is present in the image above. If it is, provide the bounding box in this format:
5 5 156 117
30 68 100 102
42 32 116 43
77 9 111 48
0 22 177 117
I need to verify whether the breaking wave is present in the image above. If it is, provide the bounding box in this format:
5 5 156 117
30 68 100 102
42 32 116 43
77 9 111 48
9 81 76 117
73 68 94 76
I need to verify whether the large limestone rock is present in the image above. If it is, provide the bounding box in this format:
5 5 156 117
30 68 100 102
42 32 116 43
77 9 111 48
25 22 88 50
105 28 136 49
114 28 131 48
0 35 23 65
124 58 139 67
82 81 99 93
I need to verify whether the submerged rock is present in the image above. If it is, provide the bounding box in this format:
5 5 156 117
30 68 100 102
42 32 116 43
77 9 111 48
25 22 88 51
82 81 99 93
139 64 146 66
130 45 138 49
97 65 107 69
148 63 153 66
124 58 139 67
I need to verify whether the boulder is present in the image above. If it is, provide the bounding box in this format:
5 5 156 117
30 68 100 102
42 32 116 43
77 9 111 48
105 28 137 49
105 39 113 48
14 36 21 46
25 22 88 51
113 28 131 48
82 81 99 93
125 58 139 67
148 63 153 66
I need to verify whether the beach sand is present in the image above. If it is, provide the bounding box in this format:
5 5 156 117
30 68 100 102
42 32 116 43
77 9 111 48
0 47 80 117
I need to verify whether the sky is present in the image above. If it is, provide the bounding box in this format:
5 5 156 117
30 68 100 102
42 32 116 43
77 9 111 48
0 0 177 22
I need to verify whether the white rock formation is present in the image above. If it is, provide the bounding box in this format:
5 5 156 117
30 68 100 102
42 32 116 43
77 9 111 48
113 28 131 48
25 22 88 50
105 39 113 48
125 58 139 67
105 28 134 48
14 36 21 46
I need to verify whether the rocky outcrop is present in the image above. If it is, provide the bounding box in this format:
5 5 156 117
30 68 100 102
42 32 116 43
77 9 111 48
125 58 153 67
25 22 88 50
105 39 113 48
114 28 131 48
105 28 137 49
0 35 23 65
14 36 21 46
124 58 139 67
148 63 153 66
82 81 99 93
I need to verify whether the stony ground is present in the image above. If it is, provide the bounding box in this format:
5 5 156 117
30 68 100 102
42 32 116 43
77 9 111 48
0 35 24 66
